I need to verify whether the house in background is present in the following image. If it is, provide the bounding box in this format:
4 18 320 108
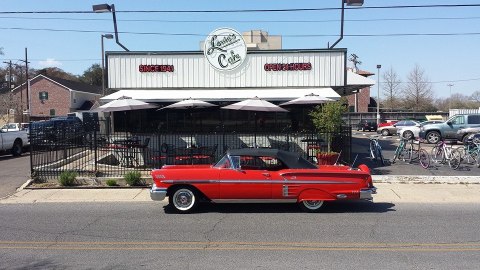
10 74 101 121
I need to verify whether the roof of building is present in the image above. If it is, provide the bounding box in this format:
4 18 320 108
39 75 102 95
357 70 375 77
11 74 102 95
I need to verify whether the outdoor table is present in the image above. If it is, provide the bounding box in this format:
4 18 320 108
110 137 143 167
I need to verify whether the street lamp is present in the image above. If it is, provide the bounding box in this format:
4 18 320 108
447 83 454 114
101 34 113 96
92 3 129 51
376 64 381 125
329 0 365 49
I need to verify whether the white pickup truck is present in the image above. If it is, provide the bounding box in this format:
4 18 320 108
0 129 29 156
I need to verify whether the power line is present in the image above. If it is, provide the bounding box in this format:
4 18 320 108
1 3 480 14
2 26 480 38
1 15 480 24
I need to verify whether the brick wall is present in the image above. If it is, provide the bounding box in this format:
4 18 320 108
345 87 371 112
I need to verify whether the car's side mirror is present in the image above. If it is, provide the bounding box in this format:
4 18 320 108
446 121 452 125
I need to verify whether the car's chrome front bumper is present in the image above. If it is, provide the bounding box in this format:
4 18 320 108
360 187 377 200
150 183 167 201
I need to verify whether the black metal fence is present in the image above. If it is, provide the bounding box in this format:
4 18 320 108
30 124 351 180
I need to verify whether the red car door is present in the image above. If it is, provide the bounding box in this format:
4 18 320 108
218 169 272 200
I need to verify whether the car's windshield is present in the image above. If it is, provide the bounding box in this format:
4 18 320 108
213 156 231 169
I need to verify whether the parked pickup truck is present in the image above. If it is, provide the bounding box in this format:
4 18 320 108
0 129 29 156
419 114 480 144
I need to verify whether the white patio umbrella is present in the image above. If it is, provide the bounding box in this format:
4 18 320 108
159 98 216 110
93 96 157 134
222 97 288 147
94 96 157 112
222 96 288 112
280 93 334 106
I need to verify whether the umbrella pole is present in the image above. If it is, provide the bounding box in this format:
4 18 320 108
254 112 257 147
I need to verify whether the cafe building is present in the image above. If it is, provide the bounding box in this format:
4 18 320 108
101 28 374 134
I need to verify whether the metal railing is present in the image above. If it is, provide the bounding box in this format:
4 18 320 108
30 125 351 180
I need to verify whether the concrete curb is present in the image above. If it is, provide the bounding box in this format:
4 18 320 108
372 175 480 184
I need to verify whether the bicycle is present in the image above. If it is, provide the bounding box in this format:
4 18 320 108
391 137 411 163
452 135 480 166
406 138 430 169
369 135 385 166
431 139 461 170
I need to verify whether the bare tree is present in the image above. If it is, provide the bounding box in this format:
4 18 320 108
382 67 402 112
470 90 480 106
403 64 434 111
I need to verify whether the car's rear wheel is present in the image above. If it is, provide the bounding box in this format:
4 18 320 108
169 187 197 213
11 140 22 156
381 129 390 136
299 200 324 212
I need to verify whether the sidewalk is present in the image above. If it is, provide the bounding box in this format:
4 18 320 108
2 180 480 204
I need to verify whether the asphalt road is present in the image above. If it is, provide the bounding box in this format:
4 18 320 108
0 201 479 270
0 154 30 199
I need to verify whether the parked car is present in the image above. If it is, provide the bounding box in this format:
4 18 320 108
456 127 480 144
1 123 29 132
356 120 377 132
150 148 376 213
29 116 86 147
398 120 444 140
378 120 398 128
377 120 418 136
419 114 480 144
0 128 29 156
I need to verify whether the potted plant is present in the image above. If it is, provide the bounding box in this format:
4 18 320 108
309 98 347 165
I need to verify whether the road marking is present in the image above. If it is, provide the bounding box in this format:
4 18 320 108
0 241 479 252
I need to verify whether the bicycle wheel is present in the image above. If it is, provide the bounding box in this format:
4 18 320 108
391 145 401 163
448 149 461 170
419 149 430 169
431 146 445 164
377 146 385 166
369 140 377 161
404 143 413 163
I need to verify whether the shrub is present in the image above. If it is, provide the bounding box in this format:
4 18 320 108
105 179 118 186
58 171 77 186
124 171 143 186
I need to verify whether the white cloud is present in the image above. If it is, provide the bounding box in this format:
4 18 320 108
38 58 62 67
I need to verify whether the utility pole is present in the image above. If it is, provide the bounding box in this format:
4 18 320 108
25 48 30 121
2 60 12 89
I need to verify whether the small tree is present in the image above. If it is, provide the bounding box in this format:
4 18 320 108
309 98 347 153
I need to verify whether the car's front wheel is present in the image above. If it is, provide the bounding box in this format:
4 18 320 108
403 130 414 140
381 129 390 136
169 187 198 213
426 131 441 144
299 200 324 212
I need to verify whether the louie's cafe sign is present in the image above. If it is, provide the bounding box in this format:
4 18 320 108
204 28 247 71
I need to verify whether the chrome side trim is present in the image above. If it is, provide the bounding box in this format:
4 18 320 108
211 199 297 204
161 179 356 185
150 183 167 201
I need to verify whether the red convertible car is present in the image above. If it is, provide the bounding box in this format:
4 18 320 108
150 149 376 213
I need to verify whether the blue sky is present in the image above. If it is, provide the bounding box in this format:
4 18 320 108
1 0 479 99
